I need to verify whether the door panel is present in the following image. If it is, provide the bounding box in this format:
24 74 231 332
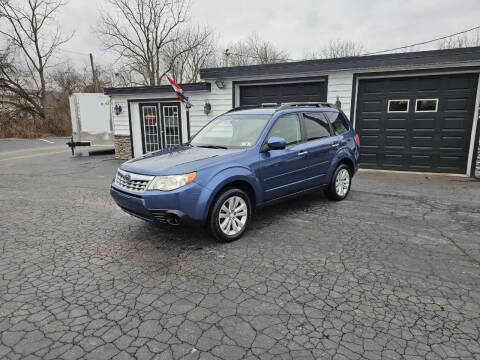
258 144 312 200
161 103 182 148
301 112 338 185
256 113 310 200
140 104 161 153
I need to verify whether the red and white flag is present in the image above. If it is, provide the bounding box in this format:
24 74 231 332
166 76 193 108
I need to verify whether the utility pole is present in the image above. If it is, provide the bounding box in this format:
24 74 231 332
89 53 99 92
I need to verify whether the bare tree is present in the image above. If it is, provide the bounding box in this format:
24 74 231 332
51 63 113 95
97 0 208 86
438 30 480 49
0 0 72 129
224 33 290 66
304 40 364 59
163 26 217 83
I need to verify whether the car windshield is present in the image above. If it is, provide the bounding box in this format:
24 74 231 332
190 113 271 148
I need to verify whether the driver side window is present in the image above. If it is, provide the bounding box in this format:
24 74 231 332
268 114 301 146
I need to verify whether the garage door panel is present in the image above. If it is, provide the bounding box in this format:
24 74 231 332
385 118 408 130
359 79 384 94
361 100 383 112
356 73 477 174
382 154 405 169
360 153 378 167
239 81 326 106
443 118 467 129
389 78 411 92
440 135 465 149
445 98 470 111
411 136 434 149
413 118 436 130
361 118 382 129
417 77 441 91
438 156 464 172
447 75 476 90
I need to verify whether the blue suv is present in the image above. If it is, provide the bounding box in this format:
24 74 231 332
111 103 360 241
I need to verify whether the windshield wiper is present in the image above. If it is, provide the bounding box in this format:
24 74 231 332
196 145 228 149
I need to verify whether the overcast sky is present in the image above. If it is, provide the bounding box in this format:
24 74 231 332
57 0 480 68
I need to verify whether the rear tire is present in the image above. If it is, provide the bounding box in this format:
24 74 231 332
208 188 251 242
325 164 352 201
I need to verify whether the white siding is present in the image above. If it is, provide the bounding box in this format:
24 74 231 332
187 81 233 136
326 71 354 117
111 96 130 136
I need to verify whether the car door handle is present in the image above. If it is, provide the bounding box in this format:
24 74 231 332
331 143 340 148
297 151 308 156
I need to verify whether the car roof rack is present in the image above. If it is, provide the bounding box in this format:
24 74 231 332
276 102 336 111
226 103 279 113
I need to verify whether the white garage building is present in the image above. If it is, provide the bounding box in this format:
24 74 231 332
105 46 480 177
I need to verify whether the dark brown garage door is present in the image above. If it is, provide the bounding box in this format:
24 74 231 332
356 73 478 174
239 81 327 106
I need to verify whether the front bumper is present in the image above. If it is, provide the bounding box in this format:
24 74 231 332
110 182 209 226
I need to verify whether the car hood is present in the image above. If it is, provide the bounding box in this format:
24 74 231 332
120 145 243 175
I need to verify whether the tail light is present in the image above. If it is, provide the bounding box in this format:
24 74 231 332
354 134 360 147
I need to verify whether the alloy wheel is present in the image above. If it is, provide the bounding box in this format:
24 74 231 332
218 196 248 236
335 168 350 197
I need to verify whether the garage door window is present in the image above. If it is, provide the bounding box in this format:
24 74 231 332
302 112 331 141
388 100 409 113
415 99 438 112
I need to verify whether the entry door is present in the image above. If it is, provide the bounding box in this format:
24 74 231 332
140 103 182 153
140 103 162 153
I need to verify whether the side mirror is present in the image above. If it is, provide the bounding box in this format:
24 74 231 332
267 137 286 150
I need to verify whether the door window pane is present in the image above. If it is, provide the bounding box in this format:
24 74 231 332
142 105 160 152
388 100 409 112
268 114 301 145
415 99 438 112
163 105 181 147
325 111 349 135
303 112 331 141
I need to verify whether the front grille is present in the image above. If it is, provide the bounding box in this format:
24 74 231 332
114 169 154 194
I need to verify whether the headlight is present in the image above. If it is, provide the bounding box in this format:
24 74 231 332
147 172 196 191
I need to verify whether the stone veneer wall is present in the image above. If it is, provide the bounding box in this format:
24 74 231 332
114 136 132 160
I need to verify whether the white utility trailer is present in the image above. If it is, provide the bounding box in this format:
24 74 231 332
67 93 113 155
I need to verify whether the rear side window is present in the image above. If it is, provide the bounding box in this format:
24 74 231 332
325 111 349 135
268 114 301 146
302 112 331 141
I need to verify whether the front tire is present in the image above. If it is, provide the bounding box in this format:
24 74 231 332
325 164 352 201
208 188 251 242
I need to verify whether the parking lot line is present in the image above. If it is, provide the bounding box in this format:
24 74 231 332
0 150 69 162
0 145 67 157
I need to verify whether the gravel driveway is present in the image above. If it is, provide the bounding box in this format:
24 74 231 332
1 139 480 360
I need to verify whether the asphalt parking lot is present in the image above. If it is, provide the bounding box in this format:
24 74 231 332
1 138 480 360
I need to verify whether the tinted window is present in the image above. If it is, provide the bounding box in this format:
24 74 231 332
268 114 301 146
388 100 409 112
303 112 331 140
415 99 438 112
325 111 349 135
